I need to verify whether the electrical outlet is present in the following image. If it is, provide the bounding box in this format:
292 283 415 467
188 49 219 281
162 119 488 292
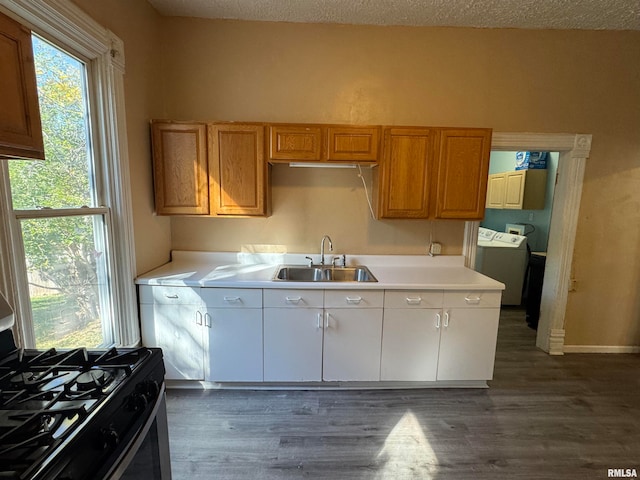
429 242 442 255
529 212 535 221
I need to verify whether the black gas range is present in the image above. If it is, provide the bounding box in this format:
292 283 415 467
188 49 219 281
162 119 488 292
0 330 171 479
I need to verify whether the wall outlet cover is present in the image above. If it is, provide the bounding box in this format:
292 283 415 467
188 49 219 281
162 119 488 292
430 242 442 255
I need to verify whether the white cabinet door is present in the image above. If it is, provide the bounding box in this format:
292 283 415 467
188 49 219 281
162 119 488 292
140 303 205 381
263 308 323 381
436 308 500 381
205 307 263 382
381 308 441 381
322 308 383 381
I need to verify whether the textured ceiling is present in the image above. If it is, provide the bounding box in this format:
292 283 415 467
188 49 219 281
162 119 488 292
147 0 640 30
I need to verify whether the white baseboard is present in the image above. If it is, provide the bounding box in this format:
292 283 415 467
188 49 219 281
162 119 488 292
563 345 640 354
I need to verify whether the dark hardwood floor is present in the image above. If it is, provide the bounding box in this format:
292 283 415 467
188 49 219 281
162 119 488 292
166 308 640 479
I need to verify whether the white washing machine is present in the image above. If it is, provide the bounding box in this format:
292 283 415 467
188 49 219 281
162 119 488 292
475 227 528 305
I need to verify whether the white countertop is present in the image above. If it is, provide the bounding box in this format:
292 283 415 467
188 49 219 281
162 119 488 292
136 251 505 291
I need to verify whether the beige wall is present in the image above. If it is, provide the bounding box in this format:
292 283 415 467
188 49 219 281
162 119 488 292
71 0 171 275
70 4 640 348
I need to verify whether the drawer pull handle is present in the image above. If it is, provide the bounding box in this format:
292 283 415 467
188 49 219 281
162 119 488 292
346 296 362 304
464 296 481 305
204 313 212 328
444 310 450 328
435 312 441 329
406 297 422 305
325 312 330 328
285 296 302 304
164 294 179 299
195 311 203 326
317 312 322 329
224 296 241 303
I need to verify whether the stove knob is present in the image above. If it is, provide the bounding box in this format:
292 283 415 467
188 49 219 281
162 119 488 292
100 426 119 450
143 379 159 399
126 391 148 412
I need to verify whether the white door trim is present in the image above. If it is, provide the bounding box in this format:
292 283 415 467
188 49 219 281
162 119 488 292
464 132 592 355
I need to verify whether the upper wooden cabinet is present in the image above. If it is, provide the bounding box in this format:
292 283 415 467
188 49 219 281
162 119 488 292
150 121 269 217
326 126 379 163
376 127 434 219
269 124 322 161
434 128 492 220
376 127 492 220
151 121 209 215
268 124 380 164
486 169 547 210
0 11 44 160
209 124 267 216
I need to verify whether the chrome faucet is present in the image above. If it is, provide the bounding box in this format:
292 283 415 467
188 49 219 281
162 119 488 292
320 235 333 266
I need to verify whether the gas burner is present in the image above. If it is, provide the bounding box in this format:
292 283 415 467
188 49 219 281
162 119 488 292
10 371 37 389
75 369 112 391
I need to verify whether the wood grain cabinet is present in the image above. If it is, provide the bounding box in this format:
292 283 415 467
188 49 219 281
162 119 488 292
151 121 209 215
269 124 322 161
208 124 267 216
151 121 269 217
434 128 492 220
376 127 434 219
486 169 547 210
0 11 44 160
326 126 379 163
268 124 380 164
376 127 491 220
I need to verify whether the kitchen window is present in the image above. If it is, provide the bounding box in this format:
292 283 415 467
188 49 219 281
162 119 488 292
0 1 137 348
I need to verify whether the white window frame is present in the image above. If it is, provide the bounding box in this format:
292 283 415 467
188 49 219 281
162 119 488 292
0 0 138 347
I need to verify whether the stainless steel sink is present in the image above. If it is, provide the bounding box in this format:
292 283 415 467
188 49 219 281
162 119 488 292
273 265 377 283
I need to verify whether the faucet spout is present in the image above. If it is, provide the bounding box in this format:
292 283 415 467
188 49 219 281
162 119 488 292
320 235 333 266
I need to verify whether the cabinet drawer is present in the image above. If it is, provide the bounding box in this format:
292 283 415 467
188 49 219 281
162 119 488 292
264 289 323 308
201 288 262 308
139 285 201 305
384 290 443 309
324 290 384 308
443 290 501 308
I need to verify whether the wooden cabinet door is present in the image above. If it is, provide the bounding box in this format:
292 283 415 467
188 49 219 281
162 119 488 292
322 308 383 381
435 128 492 219
326 126 379 163
151 121 209 215
269 124 322 161
209 124 267 216
0 12 44 160
263 308 324 381
485 173 507 209
503 170 527 209
377 127 433 218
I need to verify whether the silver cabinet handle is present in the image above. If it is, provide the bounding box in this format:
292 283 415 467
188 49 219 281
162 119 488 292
285 296 302 304
164 293 179 299
464 295 481 305
195 311 203 326
204 312 212 328
317 312 322 329
435 312 441 329
223 296 241 303
444 310 450 328
346 296 362 305
405 297 422 305
325 312 330 328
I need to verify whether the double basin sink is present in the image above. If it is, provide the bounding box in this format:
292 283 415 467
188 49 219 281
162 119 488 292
273 265 377 283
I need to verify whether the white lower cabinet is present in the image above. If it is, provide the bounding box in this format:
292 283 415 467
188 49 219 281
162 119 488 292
139 286 206 381
201 288 263 382
264 289 383 382
381 290 501 382
140 284 501 385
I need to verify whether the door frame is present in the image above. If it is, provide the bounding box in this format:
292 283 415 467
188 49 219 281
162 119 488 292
463 132 592 355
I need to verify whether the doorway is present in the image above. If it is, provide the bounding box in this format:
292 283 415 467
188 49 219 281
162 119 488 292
464 132 592 355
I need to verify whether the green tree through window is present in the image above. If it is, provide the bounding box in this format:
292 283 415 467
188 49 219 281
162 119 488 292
8 36 112 349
